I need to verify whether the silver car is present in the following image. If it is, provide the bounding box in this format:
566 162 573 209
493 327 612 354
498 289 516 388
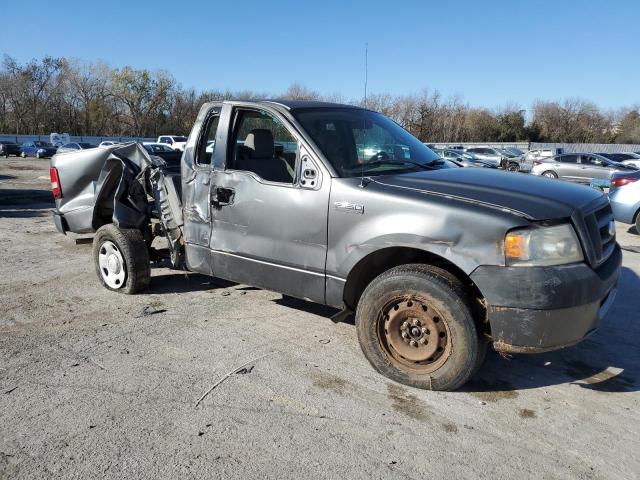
434 149 497 168
531 153 637 183
465 147 521 171
609 170 640 232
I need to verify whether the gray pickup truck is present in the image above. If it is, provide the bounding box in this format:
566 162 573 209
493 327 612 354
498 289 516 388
50 100 621 391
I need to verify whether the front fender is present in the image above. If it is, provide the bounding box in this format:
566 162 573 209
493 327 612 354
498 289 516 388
325 178 529 306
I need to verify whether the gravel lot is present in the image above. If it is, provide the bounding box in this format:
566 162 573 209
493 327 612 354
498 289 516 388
1 157 639 480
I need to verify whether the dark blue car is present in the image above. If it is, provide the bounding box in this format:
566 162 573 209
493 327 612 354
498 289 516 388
21 141 58 158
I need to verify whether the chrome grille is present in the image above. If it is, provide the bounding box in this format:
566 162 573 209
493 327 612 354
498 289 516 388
583 203 615 266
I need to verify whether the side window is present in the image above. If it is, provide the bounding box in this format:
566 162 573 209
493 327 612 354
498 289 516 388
159 137 168 144
229 109 298 184
196 114 220 166
560 155 578 164
582 155 604 166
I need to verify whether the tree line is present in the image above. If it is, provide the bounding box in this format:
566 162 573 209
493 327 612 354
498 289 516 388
1 55 639 143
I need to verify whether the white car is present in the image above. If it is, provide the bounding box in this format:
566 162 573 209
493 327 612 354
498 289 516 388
157 135 188 152
622 159 640 169
595 152 640 170
98 141 120 148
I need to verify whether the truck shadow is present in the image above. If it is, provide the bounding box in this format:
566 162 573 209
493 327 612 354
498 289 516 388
0 189 54 218
271 268 640 394
466 266 640 394
148 272 236 294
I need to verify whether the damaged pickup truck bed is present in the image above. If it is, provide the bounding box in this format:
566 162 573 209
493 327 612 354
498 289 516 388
50 100 621 391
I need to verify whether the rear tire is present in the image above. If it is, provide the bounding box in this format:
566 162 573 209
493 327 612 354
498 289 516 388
542 170 558 178
93 224 150 294
355 264 481 391
507 162 519 172
20 152 26 158
635 211 640 235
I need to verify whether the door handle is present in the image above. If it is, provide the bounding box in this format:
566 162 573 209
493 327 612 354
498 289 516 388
212 186 234 206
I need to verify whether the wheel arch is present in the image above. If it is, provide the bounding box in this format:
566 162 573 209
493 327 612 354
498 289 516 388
342 246 489 334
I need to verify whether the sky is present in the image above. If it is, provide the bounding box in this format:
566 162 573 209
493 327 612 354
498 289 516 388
1 0 639 110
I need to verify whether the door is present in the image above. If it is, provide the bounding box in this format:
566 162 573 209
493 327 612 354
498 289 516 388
209 107 330 303
580 155 611 181
181 105 223 274
556 154 580 181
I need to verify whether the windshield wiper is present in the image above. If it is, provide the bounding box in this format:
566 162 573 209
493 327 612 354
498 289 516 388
353 159 439 171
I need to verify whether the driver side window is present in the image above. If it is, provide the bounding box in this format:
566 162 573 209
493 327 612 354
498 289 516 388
228 109 298 184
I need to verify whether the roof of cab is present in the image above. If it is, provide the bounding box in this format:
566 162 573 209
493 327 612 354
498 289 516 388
221 99 361 111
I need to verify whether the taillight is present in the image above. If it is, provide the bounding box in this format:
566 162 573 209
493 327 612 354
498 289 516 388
50 166 62 199
611 177 638 189
533 160 541 166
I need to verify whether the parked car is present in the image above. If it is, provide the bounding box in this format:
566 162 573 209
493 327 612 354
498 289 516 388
531 153 638 183
609 170 640 233
464 147 520 170
594 152 640 169
141 143 182 164
434 149 497 168
596 152 640 162
99 141 120 148
50 100 620 392
157 135 188 152
20 141 58 158
622 159 640 169
56 142 97 154
0 140 21 157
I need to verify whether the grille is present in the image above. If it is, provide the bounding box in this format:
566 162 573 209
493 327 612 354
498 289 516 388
583 203 615 266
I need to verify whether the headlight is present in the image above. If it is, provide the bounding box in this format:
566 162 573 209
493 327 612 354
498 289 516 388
505 224 583 266
37 148 45 153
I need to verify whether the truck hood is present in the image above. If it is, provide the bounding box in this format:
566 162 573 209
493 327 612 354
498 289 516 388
370 168 604 220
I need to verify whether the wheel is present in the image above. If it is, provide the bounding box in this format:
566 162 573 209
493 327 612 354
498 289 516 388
35 152 41 159
356 264 482 391
542 170 558 179
507 162 519 172
635 211 640 235
93 224 150 294
20 152 26 158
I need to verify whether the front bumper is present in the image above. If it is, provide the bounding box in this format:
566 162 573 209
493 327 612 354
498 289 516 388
470 245 621 353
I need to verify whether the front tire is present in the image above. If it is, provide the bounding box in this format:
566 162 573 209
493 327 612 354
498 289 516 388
20 152 26 158
93 224 150 294
356 264 481 391
507 162 519 172
542 170 558 178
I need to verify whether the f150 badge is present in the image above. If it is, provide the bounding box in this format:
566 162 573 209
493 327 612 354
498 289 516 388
334 201 364 214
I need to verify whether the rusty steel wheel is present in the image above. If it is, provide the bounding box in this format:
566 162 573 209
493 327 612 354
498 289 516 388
356 264 481 391
378 297 452 374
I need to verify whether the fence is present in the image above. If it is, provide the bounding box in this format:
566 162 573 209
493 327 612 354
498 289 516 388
0 134 156 144
428 141 640 153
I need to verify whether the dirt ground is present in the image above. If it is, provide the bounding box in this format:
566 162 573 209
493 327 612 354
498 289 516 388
1 157 639 480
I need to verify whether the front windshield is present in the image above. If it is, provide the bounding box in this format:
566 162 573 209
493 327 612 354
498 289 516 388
172 136 187 142
34 141 53 147
293 108 443 177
